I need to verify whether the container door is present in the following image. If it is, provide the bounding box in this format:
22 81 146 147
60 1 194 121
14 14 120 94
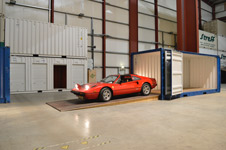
10 63 26 92
72 65 84 87
171 50 183 96
165 50 171 96
32 64 47 91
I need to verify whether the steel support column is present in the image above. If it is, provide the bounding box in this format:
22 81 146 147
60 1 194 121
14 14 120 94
129 0 138 73
102 0 106 78
154 0 159 49
177 0 199 53
198 0 202 29
51 0 54 23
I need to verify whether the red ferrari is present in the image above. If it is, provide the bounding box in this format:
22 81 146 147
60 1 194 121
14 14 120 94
71 74 157 102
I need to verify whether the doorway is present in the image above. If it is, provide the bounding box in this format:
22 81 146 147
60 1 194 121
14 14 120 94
54 65 67 89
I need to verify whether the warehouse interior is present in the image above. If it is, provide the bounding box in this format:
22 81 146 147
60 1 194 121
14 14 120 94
0 0 226 150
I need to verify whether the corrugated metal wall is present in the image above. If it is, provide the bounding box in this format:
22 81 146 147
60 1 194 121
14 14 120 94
184 54 217 89
5 18 87 57
133 51 161 90
10 56 87 93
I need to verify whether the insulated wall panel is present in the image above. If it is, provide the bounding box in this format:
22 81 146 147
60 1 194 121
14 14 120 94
5 18 87 57
67 16 102 34
133 52 161 90
138 0 154 14
201 10 212 22
106 54 129 68
159 19 177 33
55 0 102 19
138 14 155 29
107 0 129 9
106 5 129 24
106 39 129 53
106 22 129 39
138 43 155 51
139 28 155 42
5 5 48 22
106 68 118 77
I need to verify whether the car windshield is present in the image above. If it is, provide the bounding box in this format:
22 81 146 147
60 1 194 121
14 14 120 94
100 75 118 83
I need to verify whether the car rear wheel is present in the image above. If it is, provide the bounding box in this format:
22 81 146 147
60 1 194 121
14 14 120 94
100 88 112 102
141 83 151 96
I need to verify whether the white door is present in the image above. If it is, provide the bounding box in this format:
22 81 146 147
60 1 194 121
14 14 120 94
10 63 26 92
72 65 84 87
172 50 183 95
32 64 47 91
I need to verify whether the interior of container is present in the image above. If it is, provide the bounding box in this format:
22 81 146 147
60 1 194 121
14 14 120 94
183 53 218 92
133 51 161 95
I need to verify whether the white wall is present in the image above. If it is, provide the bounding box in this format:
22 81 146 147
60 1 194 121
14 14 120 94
138 0 177 51
106 0 129 75
201 1 212 25
183 54 217 89
133 51 161 90
215 3 226 19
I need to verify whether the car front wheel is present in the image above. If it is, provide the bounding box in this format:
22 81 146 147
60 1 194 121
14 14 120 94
141 83 151 96
100 88 112 102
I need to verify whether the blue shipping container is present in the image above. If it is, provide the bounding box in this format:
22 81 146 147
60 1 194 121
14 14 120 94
131 48 221 100
0 47 10 103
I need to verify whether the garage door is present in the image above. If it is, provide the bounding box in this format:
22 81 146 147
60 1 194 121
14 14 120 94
10 63 26 92
72 65 84 87
32 64 47 91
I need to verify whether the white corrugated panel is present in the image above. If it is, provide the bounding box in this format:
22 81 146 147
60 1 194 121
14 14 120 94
5 18 87 57
183 54 217 89
133 51 161 90
10 56 87 93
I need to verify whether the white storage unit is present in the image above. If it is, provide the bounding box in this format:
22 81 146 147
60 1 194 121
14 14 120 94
10 56 87 93
5 18 87 57
132 49 221 100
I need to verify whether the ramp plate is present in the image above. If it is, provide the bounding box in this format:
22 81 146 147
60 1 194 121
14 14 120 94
46 93 159 112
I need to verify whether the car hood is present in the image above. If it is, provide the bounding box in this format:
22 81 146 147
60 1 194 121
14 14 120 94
74 82 106 90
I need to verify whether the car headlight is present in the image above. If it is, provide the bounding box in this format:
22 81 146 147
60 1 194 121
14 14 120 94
85 85 90 90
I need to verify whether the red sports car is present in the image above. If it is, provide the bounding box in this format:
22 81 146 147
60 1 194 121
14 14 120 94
71 74 157 102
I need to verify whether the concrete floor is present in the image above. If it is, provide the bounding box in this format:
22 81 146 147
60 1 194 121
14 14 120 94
0 85 226 150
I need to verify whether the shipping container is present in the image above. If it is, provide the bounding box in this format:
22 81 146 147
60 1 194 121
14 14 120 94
5 18 87 57
0 47 10 103
10 56 87 93
131 49 221 100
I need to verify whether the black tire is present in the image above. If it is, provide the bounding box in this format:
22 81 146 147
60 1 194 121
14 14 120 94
99 87 112 102
141 83 151 96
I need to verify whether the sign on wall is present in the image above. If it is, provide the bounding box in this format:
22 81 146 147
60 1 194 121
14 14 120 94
199 30 217 50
